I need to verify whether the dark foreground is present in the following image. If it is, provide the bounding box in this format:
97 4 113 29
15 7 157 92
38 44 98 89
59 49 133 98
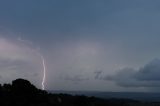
0 79 160 106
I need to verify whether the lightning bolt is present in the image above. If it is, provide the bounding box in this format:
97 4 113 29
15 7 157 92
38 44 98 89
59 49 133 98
41 55 46 90
17 37 46 90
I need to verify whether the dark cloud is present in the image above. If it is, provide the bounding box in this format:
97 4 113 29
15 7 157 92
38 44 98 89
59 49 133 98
100 59 160 88
135 59 160 81
94 70 103 79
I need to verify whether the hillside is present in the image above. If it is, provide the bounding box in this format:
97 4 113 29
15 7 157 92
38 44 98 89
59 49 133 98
0 78 159 106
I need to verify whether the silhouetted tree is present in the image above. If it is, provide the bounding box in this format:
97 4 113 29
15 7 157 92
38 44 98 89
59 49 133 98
3 83 11 92
12 78 38 95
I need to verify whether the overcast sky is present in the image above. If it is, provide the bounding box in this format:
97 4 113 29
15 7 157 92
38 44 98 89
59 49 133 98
0 0 160 92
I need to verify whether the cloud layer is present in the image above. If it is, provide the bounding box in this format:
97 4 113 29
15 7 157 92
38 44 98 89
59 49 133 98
1 0 160 91
100 59 160 88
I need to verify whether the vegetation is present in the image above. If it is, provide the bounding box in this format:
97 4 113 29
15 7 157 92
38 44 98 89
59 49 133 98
0 78 159 106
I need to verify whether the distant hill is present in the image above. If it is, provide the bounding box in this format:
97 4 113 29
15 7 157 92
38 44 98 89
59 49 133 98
51 90 160 102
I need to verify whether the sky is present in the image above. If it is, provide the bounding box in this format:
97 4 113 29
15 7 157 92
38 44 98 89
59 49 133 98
0 0 160 92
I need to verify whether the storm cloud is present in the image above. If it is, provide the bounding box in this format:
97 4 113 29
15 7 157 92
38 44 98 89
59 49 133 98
1 0 160 91
102 59 160 88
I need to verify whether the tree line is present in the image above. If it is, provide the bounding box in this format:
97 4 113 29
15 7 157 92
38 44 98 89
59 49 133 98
0 78 159 106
